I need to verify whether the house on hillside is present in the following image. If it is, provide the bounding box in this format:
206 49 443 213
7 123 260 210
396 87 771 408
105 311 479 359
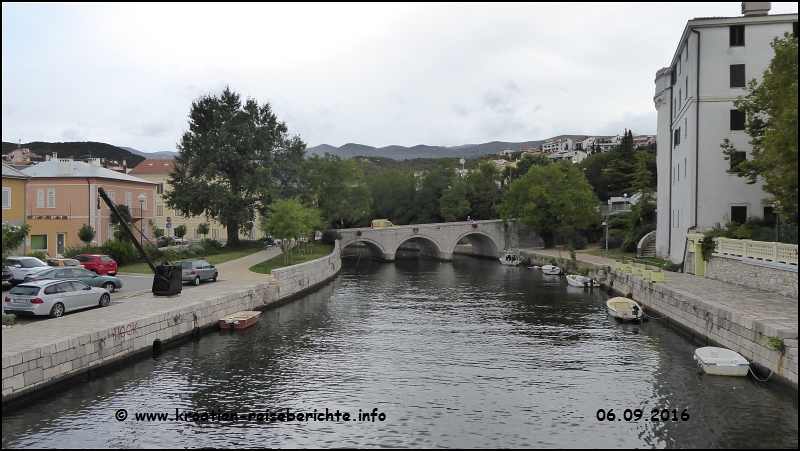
20 158 156 256
653 3 797 264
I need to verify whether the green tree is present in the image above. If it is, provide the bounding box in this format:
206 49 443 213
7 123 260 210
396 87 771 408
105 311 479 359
152 226 164 240
721 33 798 226
77 223 95 245
412 160 456 223
197 222 210 240
464 161 502 219
2 223 31 260
365 169 416 224
165 86 296 247
627 150 656 196
504 153 550 183
496 162 601 247
272 135 308 200
439 180 471 222
174 224 187 240
109 204 133 225
261 198 323 264
305 154 372 228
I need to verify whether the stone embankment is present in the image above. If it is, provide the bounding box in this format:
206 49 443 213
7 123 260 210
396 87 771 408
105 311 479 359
2 242 341 407
522 249 798 392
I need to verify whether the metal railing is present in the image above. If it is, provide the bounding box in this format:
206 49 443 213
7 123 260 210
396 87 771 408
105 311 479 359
715 237 798 266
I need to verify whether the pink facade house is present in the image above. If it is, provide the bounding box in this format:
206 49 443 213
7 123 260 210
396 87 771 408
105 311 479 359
20 157 157 256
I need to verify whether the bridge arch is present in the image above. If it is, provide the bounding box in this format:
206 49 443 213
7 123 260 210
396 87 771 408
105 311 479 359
451 231 503 259
391 235 451 261
340 237 392 260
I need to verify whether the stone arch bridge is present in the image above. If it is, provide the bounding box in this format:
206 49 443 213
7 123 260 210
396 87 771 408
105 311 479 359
337 219 543 261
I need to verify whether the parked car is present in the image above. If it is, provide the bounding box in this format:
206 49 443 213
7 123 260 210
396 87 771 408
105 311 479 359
157 236 175 248
5 257 52 285
175 259 218 286
2 265 12 289
173 238 189 245
3 279 111 318
44 258 85 268
24 267 123 293
74 254 118 276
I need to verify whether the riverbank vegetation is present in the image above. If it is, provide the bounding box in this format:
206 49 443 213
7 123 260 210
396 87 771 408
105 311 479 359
249 243 335 274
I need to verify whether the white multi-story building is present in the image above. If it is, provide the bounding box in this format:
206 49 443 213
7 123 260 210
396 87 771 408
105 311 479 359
653 2 797 263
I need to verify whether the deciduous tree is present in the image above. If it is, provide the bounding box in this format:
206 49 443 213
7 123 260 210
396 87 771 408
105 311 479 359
165 87 296 246
496 162 601 247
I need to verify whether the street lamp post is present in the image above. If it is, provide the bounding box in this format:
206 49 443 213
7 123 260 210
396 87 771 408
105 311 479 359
137 194 147 245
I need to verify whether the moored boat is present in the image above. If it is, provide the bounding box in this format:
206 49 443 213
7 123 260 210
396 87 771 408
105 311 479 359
694 346 750 376
500 249 521 266
606 297 644 321
566 274 595 287
219 310 261 330
540 264 561 275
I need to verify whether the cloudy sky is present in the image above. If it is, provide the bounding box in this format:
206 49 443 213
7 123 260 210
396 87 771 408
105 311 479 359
3 3 798 153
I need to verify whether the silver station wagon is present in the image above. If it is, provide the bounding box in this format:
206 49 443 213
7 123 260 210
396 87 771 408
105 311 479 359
175 259 218 286
3 279 111 318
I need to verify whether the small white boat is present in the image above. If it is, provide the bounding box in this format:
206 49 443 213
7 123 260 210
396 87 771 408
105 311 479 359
500 249 521 266
566 274 595 287
606 297 644 321
541 265 561 275
694 347 750 376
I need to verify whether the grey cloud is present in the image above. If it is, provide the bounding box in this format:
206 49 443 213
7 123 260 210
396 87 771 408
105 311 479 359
61 128 86 141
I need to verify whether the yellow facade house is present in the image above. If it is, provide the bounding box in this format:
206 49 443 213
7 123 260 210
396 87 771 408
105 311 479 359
2 164 31 255
128 159 254 243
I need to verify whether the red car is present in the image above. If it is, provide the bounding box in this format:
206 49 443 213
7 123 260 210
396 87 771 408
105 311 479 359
74 254 118 276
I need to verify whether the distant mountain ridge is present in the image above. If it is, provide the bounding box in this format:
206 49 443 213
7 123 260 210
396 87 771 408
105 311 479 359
307 135 588 160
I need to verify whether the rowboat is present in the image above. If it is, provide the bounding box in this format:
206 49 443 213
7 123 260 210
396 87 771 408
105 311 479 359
694 347 750 376
566 274 595 287
606 297 644 321
219 310 261 330
541 265 561 275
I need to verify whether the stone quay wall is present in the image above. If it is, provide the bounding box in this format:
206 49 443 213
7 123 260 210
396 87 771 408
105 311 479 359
2 242 341 404
706 254 797 300
521 250 798 391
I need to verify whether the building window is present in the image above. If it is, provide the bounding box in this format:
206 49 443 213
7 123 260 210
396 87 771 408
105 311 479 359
730 25 745 46
730 110 746 130
157 204 164 216
729 151 747 173
125 192 132 208
684 158 687 178
2 188 10 209
47 188 56 208
678 89 681 108
677 163 680 181
157 183 164 195
684 118 687 138
142 223 148 239
212 228 220 240
141 199 147 211
730 64 746 88
30 235 47 251
37 188 44 208
685 77 688 98
108 190 115 205
731 206 747 224
673 128 681 147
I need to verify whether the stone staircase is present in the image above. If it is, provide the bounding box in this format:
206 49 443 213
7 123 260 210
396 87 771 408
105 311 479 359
637 230 657 258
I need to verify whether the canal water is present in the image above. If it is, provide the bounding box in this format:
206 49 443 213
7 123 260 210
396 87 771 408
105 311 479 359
2 256 798 448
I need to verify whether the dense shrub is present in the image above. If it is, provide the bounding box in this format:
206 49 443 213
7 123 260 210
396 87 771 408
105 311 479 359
321 229 342 245
26 251 48 260
200 238 223 251
100 240 137 266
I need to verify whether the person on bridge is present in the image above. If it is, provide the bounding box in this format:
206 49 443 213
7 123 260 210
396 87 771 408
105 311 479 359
467 216 473 222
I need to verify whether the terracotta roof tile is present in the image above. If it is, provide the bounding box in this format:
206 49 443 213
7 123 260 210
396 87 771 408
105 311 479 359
129 159 175 174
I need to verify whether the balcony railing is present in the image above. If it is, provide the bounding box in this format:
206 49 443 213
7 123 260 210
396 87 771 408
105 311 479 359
714 237 798 266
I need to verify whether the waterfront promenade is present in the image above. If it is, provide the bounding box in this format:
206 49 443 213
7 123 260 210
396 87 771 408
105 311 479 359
522 246 798 389
1 246 295 405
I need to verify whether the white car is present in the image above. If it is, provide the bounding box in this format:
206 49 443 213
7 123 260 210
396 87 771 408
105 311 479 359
4 279 111 318
173 238 189 245
5 257 52 285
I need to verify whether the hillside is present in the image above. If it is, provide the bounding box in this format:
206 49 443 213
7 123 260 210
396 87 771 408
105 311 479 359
2 141 146 167
307 135 587 160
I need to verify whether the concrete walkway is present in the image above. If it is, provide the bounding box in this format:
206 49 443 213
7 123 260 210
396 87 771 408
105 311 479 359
523 246 798 339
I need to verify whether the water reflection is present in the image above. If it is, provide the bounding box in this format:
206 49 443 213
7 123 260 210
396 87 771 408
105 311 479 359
2 256 797 448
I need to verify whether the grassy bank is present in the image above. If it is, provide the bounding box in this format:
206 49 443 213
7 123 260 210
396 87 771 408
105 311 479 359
119 246 265 274
250 243 334 274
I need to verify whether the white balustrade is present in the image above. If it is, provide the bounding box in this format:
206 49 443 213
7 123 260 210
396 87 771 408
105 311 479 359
714 237 798 265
